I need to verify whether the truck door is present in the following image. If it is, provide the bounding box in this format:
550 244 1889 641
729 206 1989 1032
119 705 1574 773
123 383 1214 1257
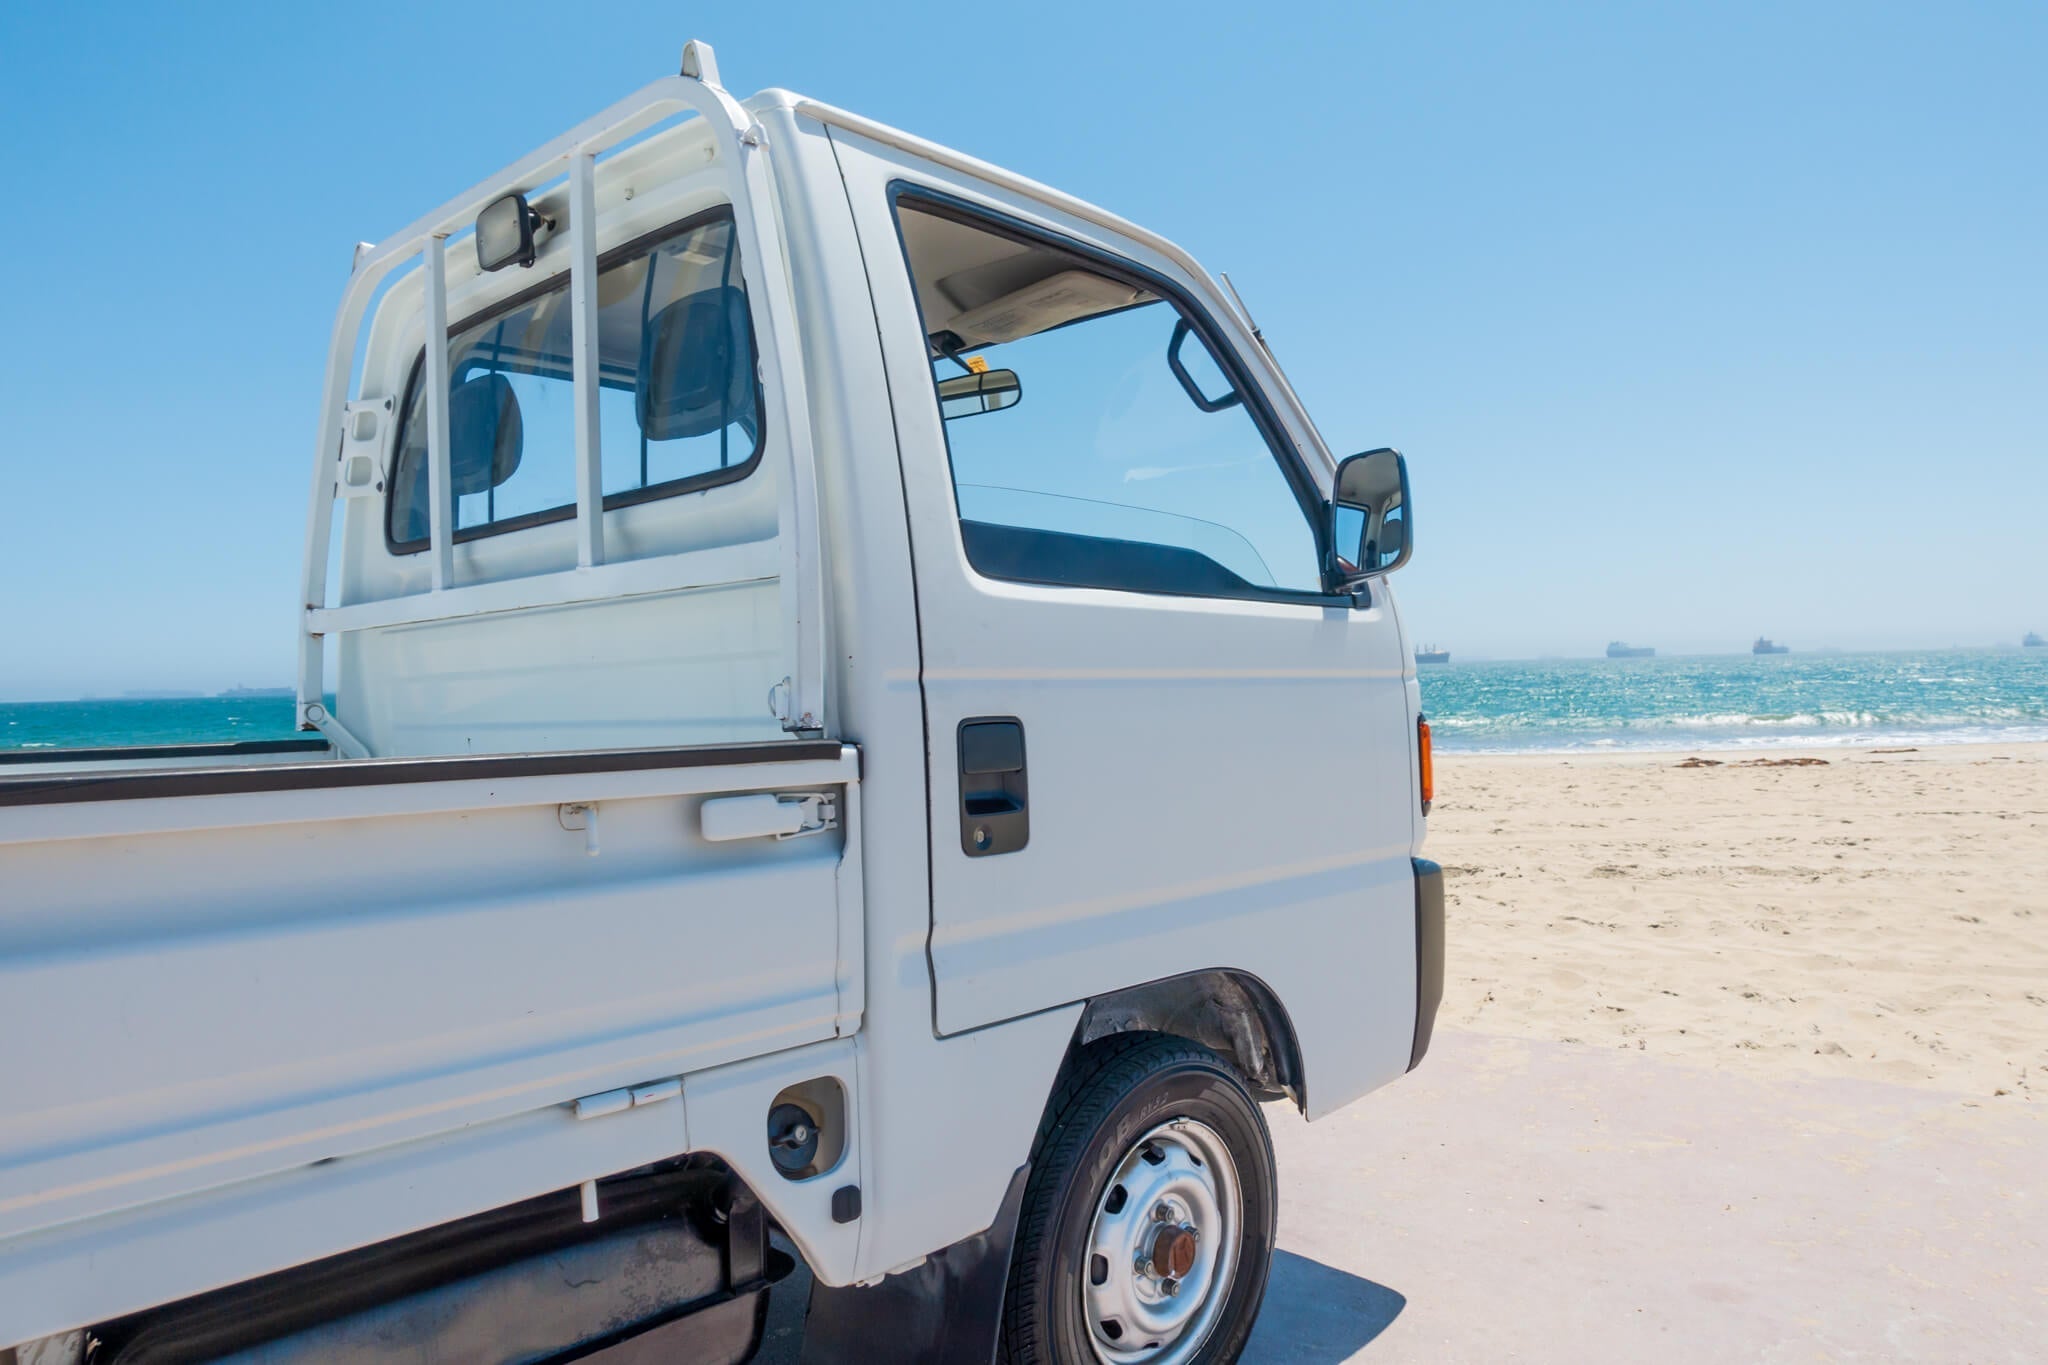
827 131 1422 1111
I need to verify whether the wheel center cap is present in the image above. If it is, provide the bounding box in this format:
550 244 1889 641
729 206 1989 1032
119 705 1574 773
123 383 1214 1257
1148 1223 1199 1279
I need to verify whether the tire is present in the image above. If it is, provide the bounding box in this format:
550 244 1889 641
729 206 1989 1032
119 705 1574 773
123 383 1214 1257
1000 1034 1278 1365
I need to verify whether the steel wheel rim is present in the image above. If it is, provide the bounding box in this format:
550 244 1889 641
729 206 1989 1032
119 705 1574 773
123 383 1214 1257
1080 1117 1241 1365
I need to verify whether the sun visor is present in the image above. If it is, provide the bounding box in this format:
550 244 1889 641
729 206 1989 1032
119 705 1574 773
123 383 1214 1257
946 269 1152 347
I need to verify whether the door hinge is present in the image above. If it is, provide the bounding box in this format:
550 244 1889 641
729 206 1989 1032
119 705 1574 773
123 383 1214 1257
778 793 837 838
335 398 392 499
768 677 820 735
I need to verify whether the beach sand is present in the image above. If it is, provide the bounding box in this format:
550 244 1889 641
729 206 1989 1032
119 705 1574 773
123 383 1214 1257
1430 742 2048 1101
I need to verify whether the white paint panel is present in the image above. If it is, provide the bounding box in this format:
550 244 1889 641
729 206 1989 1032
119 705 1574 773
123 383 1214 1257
343 581 785 757
0 773 855 1246
916 595 1420 1115
0 1078 694 1348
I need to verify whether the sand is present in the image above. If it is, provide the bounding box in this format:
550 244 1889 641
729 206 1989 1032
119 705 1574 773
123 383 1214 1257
1429 742 2048 1101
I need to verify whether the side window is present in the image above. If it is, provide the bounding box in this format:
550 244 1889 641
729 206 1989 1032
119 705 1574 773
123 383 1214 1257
387 210 761 552
895 200 1324 598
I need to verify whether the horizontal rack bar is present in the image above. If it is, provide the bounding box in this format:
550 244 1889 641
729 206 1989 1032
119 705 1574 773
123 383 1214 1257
306 541 778 637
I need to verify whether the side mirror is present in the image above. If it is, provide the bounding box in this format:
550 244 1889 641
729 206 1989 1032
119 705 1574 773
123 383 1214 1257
1330 447 1412 586
937 368 1022 420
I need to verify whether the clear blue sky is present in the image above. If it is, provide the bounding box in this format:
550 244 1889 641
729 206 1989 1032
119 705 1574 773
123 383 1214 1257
1 1 2042 698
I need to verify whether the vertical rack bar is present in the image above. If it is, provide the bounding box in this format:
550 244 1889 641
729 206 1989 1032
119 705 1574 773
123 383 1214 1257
569 148 606 569
422 235 456 591
723 126 825 732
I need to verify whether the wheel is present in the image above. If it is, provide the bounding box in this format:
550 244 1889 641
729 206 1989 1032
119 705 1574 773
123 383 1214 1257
1001 1034 1278 1365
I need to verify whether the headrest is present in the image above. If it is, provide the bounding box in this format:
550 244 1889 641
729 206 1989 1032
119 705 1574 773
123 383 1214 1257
637 285 756 442
448 373 523 496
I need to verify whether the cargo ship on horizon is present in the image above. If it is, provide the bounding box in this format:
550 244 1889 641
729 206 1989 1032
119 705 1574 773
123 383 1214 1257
1415 645 1451 664
1753 636 1790 655
1606 641 1655 659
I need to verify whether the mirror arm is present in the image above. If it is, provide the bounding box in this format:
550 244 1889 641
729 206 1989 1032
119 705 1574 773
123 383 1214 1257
1332 563 1375 607
931 329 977 377
1322 537 1376 605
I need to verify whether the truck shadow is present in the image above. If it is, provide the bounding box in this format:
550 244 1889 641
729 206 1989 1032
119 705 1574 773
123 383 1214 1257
757 1242 1403 1363
1243 1249 1407 1361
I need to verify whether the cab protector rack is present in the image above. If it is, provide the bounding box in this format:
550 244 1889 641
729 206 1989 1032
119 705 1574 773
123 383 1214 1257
298 45 826 759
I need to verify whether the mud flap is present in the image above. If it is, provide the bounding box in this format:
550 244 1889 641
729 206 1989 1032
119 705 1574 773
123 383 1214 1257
1409 857 1445 1071
799 1164 1030 1365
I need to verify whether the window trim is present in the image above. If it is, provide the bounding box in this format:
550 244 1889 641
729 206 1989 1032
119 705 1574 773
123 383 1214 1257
383 204 768 557
887 183 1347 608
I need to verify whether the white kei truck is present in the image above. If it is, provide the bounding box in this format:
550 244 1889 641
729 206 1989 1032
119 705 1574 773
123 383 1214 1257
0 42 1442 1365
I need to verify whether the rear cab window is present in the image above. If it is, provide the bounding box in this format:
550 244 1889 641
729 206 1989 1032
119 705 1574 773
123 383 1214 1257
387 207 763 552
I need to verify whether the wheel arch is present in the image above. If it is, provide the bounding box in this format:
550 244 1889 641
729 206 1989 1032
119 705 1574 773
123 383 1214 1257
1072 969 1307 1111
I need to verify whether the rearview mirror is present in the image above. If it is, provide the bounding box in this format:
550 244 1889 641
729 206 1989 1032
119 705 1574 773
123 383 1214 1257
1330 447 1412 584
937 368 1022 420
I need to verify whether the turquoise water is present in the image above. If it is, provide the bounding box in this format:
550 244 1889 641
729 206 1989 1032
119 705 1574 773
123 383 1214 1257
1417 649 2048 752
0 696 303 752
4 650 2046 755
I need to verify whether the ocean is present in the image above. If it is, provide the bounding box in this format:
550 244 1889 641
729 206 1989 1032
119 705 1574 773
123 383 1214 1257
1416 648 2048 752
4 650 2046 756
0 695 305 753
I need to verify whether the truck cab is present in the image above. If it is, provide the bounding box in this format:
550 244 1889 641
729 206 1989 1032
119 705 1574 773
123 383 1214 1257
0 42 1440 1365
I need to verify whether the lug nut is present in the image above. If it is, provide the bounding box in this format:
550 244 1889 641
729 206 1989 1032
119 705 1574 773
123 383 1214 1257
1161 1277 1180 1297
1153 1202 1173 1222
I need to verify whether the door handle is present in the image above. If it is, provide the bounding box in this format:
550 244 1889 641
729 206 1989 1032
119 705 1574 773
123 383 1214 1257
958 717 1028 856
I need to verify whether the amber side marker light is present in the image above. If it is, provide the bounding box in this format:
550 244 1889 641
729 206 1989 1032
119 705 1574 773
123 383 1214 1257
1418 715 1434 816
